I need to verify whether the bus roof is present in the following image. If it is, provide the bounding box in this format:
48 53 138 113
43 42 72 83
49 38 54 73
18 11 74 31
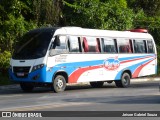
27 27 153 40
54 27 153 40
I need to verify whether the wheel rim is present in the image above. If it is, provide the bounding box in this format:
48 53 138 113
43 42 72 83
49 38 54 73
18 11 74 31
56 78 64 89
123 76 129 85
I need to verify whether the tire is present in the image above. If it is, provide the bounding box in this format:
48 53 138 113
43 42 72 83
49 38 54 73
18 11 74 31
90 81 104 88
115 72 130 88
52 75 66 93
20 83 34 92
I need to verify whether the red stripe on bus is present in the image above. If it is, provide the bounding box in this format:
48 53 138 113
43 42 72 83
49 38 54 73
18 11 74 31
132 58 155 78
69 65 102 83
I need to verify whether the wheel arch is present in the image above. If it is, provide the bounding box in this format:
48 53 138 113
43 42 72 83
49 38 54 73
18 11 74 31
121 69 132 79
115 69 131 88
53 71 69 83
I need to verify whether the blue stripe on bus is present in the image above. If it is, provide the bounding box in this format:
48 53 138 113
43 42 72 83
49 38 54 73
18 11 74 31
52 55 154 71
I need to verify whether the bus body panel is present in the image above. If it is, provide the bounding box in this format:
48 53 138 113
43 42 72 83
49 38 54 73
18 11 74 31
9 54 157 84
46 53 156 83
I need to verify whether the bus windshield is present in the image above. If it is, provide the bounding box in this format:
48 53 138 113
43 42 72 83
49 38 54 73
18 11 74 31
13 31 54 59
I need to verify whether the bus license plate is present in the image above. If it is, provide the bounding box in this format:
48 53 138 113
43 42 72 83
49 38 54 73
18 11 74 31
17 73 24 76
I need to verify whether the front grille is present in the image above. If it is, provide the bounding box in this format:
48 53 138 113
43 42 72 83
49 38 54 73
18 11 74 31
13 66 30 78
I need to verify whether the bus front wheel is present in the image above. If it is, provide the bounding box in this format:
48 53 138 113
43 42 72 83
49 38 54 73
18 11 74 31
52 75 66 93
115 72 130 88
20 83 34 92
90 81 104 88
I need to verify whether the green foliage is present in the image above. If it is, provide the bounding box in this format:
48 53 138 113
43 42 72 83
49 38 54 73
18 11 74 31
63 0 134 30
0 0 37 52
127 0 160 16
32 0 63 26
104 0 134 30
0 50 11 70
0 14 37 52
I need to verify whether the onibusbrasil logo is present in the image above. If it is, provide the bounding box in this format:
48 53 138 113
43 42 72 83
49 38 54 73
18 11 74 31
104 56 120 70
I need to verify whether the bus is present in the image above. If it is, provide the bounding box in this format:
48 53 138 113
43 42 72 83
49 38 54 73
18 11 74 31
9 27 157 93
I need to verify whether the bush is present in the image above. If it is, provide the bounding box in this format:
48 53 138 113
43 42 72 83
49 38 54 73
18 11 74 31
0 50 11 75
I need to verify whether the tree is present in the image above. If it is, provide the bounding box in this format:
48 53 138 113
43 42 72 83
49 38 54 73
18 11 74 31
63 0 134 30
32 0 63 26
0 0 37 52
127 0 160 17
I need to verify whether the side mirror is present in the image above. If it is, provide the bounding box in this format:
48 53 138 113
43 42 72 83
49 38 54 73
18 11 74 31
55 36 60 46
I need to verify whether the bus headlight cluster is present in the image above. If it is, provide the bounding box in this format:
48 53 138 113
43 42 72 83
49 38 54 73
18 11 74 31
32 64 44 72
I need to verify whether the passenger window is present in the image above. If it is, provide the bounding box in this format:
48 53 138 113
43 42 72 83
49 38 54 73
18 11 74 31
117 39 132 53
147 40 154 53
101 38 116 53
133 40 147 53
82 37 100 52
53 36 66 50
68 36 80 52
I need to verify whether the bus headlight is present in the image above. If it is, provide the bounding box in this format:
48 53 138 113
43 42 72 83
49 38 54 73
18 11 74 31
32 64 44 72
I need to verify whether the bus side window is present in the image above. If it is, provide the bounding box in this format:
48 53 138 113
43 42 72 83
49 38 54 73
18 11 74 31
82 37 100 52
68 36 80 52
133 40 147 53
147 40 154 53
144 40 147 53
96 38 101 52
117 39 131 53
83 37 89 52
53 36 66 50
78 37 82 52
101 38 116 53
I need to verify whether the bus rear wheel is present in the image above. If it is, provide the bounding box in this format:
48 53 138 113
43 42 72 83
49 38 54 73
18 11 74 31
20 83 34 92
90 81 104 88
52 75 66 93
115 72 130 88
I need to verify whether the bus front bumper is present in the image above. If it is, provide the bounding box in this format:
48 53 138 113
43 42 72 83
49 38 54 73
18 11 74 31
8 66 51 83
